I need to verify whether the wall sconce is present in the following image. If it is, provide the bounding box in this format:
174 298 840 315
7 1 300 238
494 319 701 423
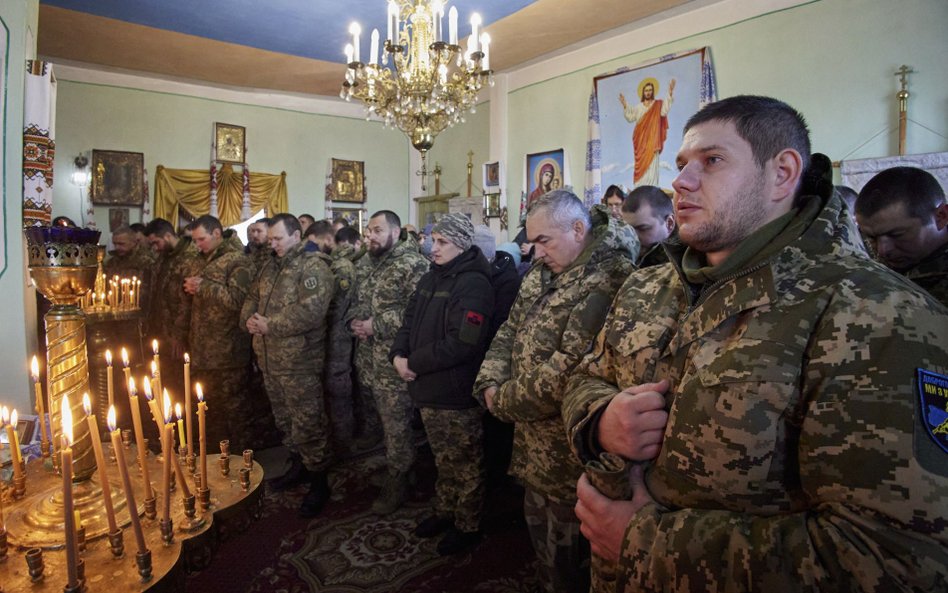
70 154 90 188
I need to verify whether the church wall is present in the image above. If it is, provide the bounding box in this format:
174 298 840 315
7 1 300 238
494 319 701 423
51 81 412 229
0 0 39 411
423 104 491 218
504 0 948 236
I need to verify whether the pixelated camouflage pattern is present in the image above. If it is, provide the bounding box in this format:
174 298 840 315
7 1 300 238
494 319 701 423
246 242 273 271
523 487 591 593
263 371 332 471
563 194 948 592
347 236 428 471
325 243 358 445
240 242 334 375
104 243 157 320
150 237 202 352
636 241 670 269
474 206 638 502
903 241 948 308
189 232 253 370
420 406 485 532
350 252 381 439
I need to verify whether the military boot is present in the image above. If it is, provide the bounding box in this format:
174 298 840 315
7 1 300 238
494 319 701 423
268 453 314 492
298 472 331 518
371 471 410 515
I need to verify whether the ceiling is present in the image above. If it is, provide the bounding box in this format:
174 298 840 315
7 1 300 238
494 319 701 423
38 0 692 97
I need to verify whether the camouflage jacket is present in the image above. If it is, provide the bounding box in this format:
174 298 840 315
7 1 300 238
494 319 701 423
104 244 157 317
474 206 638 501
904 241 948 308
327 244 358 362
636 241 670 269
150 237 202 351
245 242 273 272
241 242 334 375
562 194 948 592
347 236 429 387
189 233 253 370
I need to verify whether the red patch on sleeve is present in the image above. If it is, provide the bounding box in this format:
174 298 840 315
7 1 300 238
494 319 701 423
465 311 484 326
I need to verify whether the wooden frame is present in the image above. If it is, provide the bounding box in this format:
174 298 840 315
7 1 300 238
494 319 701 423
215 122 246 164
329 205 366 230
91 149 145 206
483 161 501 189
328 158 366 203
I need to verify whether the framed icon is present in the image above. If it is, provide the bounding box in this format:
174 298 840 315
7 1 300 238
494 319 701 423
328 158 366 203
91 149 145 206
330 205 366 230
215 122 246 164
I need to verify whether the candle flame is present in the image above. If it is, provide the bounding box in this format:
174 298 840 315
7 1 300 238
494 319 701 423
62 395 74 446
107 406 117 432
175 402 183 420
143 377 153 400
196 382 204 402
105 349 113 366
121 347 129 367
184 352 190 364
31 355 40 380
128 376 137 396
471 12 482 25
349 21 361 36
10 409 17 426
152 339 159 355
163 390 172 423
82 392 92 415
1 406 8 424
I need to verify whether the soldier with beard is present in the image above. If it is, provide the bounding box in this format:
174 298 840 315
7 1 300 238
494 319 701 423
245 217 272 269
144 218 202 360
348 210 428 513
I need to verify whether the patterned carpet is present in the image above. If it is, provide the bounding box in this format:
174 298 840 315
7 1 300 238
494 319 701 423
188 444 537 593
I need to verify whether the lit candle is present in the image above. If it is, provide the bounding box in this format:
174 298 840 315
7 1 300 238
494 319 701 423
197 384 208 491
109 407 147 555
184 353 193 458
449 6 458 45
2 407 23 483
481 33 491 69
165 391 192 499
470 13 481 53
128 377 154 500
31 356 50 452
349 22 361 63
9 409 22 467
83 394 118 533
432 0 443 42
369 28 379 65
61 396 79 590
105 349 114 408
151 360 163 404
161 394 172 527
175 403 186 453
387 0 398 43
143 377 163 434
152 338 160 368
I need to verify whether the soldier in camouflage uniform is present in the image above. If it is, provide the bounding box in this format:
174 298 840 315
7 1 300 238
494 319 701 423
347 210 429 514
184 215 255 454
105 225 157 322
474 191 638 592
855 166 948 306
565 96 948 593
241 213 335 517
144 219 203 358
620 185 676 269
347 229 383 450
245 217 272 270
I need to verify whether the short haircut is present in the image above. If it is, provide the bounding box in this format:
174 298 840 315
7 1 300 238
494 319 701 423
252 217 270 226
856 166 946 222
335 226 361 245
305 220 334 240
528 189 591 231
269 212 302 236
298 213 315 222
144 218 175 238
684 95 811 174
370 210 401 229
332 217 350 228
112 225 135 238
603 185 625 202
623 185 673 220
130 222 146 234
192 215 223 235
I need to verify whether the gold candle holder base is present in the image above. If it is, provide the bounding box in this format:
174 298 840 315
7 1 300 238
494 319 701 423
107 528 124 558
76 525 86 552
159 518 174 545
178 495 205 532
0 526 8 560
40 440 51 459
121 429 132 449
135 549 153 582
197 487 211 512
12 475 26 499
25 547 44 581
219 455 230 477
143 496 157 520
242 449 253 469
219 440 230 457
186 454 196 475
239 468 251 491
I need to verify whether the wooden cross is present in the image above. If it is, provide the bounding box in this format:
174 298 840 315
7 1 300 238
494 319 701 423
466 150 474 197
894 64 915 155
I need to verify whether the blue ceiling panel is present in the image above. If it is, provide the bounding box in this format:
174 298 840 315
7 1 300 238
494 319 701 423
42 0 535 63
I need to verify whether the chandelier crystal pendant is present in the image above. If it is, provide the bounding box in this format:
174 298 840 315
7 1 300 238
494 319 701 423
341 1 493 186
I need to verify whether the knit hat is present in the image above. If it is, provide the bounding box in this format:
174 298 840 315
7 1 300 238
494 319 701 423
497 242 521 267
472 225 496 260
432 213 474 250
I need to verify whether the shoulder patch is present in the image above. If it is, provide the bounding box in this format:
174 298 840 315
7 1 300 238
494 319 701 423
916 368 948 476
304 277 319 291
459 310 486 345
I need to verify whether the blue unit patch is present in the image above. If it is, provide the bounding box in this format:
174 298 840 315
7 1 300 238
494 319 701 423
918 368 948 454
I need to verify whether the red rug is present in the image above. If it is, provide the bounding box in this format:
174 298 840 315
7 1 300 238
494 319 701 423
188 445 537 592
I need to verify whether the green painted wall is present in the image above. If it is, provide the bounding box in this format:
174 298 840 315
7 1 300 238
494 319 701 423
51 81 413 228
0 0 38 410
504 0 948 232
426 103 491 199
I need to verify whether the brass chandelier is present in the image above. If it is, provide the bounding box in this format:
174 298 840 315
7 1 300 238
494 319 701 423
341 1 492 180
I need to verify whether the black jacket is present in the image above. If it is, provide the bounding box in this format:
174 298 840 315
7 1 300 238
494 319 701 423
390 247 494 409
489 250 521 341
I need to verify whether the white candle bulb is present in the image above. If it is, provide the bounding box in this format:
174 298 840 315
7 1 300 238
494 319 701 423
345 43 354 64
349 22 362 62
387 0 398 43
470 13 481 53
449 6 458 45
370 29 379 65
481 33 491 69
